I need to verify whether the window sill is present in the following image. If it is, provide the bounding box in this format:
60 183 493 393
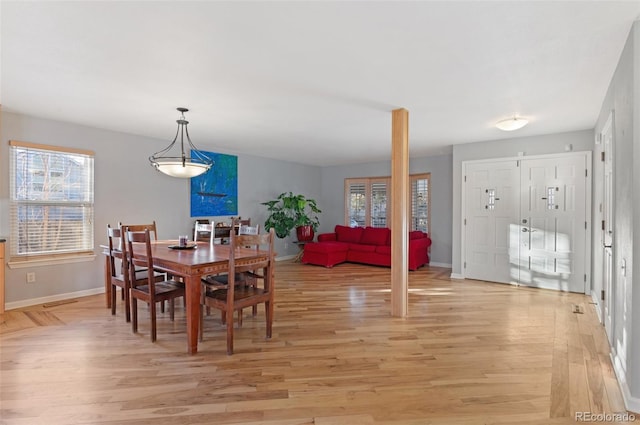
8 254 97 269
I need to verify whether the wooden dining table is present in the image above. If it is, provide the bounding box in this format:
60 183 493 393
101 240 271 354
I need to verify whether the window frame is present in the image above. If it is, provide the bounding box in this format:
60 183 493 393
345 173 431 236
8 140 95 266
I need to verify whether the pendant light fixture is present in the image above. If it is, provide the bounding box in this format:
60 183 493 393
149 107 213 178
495 116 529 131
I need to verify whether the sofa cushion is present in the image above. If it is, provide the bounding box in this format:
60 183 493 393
409 230 425 240
304 241 349 254
349 243 377 253
375 245 391 255
317 233 337 242
335 225 364 243
360 227 390 246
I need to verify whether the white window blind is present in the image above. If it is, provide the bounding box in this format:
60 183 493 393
411 174 430 234
346 181 367 227
9 140 95 262
345 173 430 233
371 181 388 228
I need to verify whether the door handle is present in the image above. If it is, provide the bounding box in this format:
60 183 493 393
522 228 529 232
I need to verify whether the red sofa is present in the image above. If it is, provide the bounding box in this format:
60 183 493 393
301 225 431 270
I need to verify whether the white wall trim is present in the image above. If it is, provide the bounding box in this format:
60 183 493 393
276 255 297 261
612 352 640 413
450 272 465 279
8 254 96 269
5 286 104 311
429 261 452 268
591 292 603 323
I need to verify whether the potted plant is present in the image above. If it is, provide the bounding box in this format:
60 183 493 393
262 192 321 241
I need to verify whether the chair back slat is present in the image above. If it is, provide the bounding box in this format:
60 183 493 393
194 220 215 244
125 228 153 271
119 221 158 240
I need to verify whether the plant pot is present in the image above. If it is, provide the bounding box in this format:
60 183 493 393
296 225 314 242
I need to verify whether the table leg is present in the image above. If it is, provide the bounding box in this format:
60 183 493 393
185 275 202 354
104 255 111 308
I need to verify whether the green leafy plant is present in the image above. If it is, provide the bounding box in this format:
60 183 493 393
262 192 322 238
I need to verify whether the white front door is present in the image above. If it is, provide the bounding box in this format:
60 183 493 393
518 156 587 293
463 152 590 293
464 160 519 283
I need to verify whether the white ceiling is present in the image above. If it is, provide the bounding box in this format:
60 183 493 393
2 1 639 166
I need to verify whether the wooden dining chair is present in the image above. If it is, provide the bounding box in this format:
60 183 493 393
119 221 159 240
199 227 275 354
201 220 261 324
107 224 130 319
194 220 214 244
118 220 183 312
107 224 166 322
125 228 185 342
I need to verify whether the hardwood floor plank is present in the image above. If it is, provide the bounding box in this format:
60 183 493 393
0 262 630 424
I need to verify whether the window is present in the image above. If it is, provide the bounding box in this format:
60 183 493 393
345 177 389 228
9 140 94 263
345 173 430 234
410 174 430 233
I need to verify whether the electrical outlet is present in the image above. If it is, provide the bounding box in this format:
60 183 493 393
26 272 36 283
284 242 289 249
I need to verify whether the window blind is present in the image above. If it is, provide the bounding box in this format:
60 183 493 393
345 173 429 233
371 181 388 228
346 181 366 227
411 174 430 234
9 140 95 261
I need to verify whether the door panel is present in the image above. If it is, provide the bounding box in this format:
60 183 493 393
463 153 589 293
464 160 519 283
519 156 586 292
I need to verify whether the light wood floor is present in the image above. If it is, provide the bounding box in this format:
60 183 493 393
0 262 630 424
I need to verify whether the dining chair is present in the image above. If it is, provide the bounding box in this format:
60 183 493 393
199 227 275 354
201 220 260 325
119 221 158 240
119 220 182 311
194 220 214 244
238 223 261 316
118 220 160 274
107 224 129 319
107 224 166 322
125 228 186 342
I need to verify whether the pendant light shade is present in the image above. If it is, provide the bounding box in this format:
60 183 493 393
149 107 213 178
495 116 529 131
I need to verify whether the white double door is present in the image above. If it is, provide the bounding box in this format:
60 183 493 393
464 153 590 293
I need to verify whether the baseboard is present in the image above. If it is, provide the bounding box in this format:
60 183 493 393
428 262 452 268
591 292 603 323
612 352 640 413
450 272 465 279
276 255 297 261
5 287 105 311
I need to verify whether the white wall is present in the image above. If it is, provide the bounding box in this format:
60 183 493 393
0 111 321 306
593 21 639 411
319 153 453 266
450 129 595 277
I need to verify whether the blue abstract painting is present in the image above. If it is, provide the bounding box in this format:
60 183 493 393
190 150 238 217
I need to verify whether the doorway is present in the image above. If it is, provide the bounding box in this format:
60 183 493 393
463 152 592 293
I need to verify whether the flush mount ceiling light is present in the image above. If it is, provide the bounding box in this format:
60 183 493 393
495 116 529 131
149 107 213 178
